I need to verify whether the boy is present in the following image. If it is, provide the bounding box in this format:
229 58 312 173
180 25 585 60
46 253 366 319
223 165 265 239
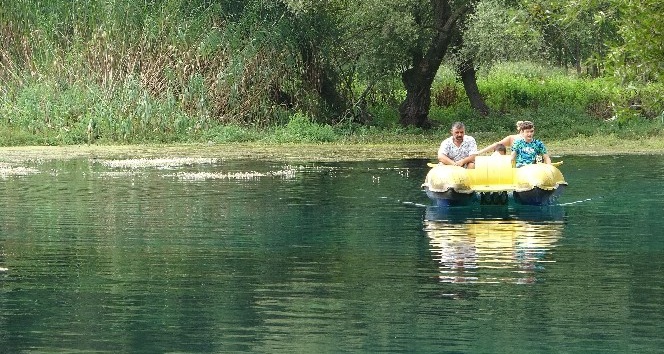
492 143 507 156
510 122 551 167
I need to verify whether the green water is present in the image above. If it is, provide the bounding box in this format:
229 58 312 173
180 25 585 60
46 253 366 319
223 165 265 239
0 155 663 353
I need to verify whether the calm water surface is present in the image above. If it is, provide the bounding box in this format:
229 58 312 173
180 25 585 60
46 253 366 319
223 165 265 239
0 155 663 353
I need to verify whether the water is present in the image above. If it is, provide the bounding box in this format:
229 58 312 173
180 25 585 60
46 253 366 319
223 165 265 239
0 155 663 353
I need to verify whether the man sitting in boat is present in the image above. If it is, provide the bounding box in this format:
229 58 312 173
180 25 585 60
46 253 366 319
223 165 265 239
437 121 478 169
510 121 552 167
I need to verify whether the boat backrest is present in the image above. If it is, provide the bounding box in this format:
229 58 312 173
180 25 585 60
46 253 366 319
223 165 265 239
470 155 515 188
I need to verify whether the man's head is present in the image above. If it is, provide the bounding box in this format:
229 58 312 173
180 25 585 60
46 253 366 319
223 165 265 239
450 122 466 144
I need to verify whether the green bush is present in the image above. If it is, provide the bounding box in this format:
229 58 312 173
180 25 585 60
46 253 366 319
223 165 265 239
366 104 400 128
268 112 338 143
431 66 463 108
203 125 260 143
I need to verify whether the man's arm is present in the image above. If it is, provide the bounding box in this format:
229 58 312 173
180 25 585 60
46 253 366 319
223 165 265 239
438 153 455 165
462 138 478 166
538 141 551 164
457 154 476 167
437 139 455 165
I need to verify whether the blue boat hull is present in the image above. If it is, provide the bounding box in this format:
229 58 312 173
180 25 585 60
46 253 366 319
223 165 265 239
425 186 566 207
513 185 566 206
424 187 476 207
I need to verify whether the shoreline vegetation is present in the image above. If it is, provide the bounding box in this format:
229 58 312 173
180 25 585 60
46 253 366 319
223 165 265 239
1 136 663 164
1 1 662 162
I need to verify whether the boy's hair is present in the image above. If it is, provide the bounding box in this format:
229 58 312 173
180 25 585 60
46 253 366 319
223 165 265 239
517 121 534 131
495 144 507 153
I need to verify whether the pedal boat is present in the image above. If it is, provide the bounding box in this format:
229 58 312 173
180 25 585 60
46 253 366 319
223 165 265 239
422 155 567 206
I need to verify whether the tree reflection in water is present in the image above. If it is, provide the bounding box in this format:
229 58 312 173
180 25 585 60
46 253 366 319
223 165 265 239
424 206 565 284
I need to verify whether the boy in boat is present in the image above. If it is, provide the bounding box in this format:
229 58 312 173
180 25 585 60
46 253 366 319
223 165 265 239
437 122 478 169
510 121 551 167
492 144 507 156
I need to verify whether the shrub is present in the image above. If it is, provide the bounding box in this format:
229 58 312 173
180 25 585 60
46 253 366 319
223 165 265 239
203 125 260 143
268 112 337 143
431 66 463 108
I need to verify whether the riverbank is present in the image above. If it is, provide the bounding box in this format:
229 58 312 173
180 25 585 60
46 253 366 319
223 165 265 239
1 135 663 164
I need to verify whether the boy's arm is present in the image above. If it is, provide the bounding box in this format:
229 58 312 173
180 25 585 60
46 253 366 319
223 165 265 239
477 135 510 155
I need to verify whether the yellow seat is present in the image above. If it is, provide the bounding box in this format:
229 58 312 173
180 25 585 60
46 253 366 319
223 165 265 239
469 156 517 192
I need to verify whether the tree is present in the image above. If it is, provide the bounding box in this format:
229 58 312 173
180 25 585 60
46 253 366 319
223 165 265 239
519 0 617 76
448 0 544 116
398 0 476 127
457 58 490 115
608 0 664 83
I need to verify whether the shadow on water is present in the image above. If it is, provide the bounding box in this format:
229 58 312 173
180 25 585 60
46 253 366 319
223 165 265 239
423 204 566 286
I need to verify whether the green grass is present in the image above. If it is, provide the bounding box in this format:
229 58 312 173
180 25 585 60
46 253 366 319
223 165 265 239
1 70 662 148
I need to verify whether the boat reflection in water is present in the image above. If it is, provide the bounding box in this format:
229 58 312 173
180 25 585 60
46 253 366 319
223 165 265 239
424 206 565 284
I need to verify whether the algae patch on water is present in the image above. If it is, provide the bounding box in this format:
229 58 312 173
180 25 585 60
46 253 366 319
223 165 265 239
171 168 298 181
94 157 300 181
97 157 220 169
0 163 39 178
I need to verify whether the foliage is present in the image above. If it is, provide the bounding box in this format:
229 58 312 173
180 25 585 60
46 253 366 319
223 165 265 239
0 78 210 145
429 62 664 124
202 125 262 144
336 0 417 78
607 0 664 83
519 0 618 76
268 112 337 143
431 66 463 108
456 0 544 66
0 0 662 145
0 0 341 127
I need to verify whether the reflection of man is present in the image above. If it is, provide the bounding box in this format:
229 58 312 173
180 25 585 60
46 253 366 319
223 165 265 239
437 122 478 169
435 235 478 283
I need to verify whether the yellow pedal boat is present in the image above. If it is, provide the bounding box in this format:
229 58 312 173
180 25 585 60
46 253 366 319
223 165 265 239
422 155 567 206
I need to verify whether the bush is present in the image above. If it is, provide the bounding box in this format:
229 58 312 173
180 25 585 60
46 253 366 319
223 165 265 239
431 66 463 108
203 125 260 143
268 112 338 143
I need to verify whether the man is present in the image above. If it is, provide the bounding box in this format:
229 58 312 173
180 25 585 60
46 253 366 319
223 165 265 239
437 122 478 169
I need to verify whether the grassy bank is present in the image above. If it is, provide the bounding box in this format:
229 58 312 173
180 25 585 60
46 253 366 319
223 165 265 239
1 132 663 165
2 92 663 147
1 59 662 148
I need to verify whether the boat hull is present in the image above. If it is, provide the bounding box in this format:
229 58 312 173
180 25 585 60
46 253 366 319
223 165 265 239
513 185 566 206
422 156 567 207
424 187 476 207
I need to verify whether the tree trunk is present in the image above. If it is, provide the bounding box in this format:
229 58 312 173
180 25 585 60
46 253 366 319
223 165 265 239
399 1 472 128
574 41 582 75
458 59 489 116
399 67 433 128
